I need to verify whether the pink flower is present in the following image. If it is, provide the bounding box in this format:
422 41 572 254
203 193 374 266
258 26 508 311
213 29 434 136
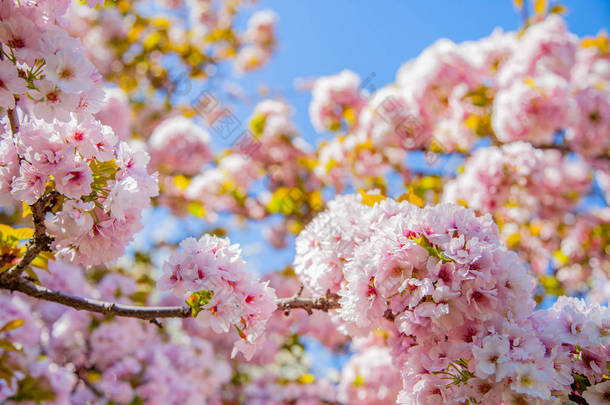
103 176 140 221
498 15 577 86
566 87 610 156
245 10 277 46
52 155 93 199
10 161 46 204
0 59 27 109
45 200 94 238
0 16 43 65
30 79 79 122
44 48 97 94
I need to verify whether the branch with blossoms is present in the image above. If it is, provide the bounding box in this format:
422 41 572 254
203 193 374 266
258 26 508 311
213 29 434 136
0 197 341 320
0 276 342 320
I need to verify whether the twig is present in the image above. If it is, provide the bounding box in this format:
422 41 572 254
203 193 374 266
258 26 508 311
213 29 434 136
149 318 163 329
75 368 106 400
6 108 18 135
0 192 57 282
568 392 589 405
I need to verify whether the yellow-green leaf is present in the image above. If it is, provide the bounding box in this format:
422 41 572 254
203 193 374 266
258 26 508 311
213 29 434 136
549 4 567 14
298 373 315 384
0 339 21 352
22 202 31 218
0 319 24 333
358 189 386 207
0 225 33 241
187 202 206 218
534 0 547 14
174 175 191 190
397 187 424 208
24 267 39 281
250 113 266 138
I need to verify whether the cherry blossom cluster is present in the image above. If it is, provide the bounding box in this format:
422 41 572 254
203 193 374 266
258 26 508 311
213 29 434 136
0 0 158 267
236 10 278 74
443 141 592 222
157 234 277 359
309 16 608 194
0 116 158 267
293 194 610 404
0 0 104 117
554 208 610 303
63 0 279 101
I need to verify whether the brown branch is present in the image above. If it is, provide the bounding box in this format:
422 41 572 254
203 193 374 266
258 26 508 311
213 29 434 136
568 393 589 405
0 192 57 282
1 278 192 319
276 290 341 315
0 277 342 321
6 108 18 136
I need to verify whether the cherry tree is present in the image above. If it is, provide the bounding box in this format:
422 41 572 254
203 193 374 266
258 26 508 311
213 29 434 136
0 0 608 404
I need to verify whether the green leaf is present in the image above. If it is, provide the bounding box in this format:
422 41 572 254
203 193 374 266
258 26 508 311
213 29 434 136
571 372 590 394
186 290 213 317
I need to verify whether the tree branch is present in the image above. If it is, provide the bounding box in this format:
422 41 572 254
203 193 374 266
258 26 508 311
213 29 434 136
1 278 192 319
276 290 341 315
6 108 19 136
0 192 57 282
0 277 342 321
